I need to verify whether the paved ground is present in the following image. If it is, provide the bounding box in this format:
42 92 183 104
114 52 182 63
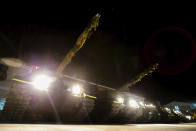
0 123 196 131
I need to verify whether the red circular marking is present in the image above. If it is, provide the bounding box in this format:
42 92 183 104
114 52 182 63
144 27 196 75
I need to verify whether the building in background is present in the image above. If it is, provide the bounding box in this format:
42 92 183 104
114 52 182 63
0 98 6 110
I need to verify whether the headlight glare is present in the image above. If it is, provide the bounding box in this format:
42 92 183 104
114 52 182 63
32 74 53 91
117 97 124 104
139 101 144 106
129 99 139 108
71 84 83 96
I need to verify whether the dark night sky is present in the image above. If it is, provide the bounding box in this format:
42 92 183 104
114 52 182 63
0 7 196 104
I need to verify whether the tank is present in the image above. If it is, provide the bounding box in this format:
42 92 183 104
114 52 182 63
0 71 95 123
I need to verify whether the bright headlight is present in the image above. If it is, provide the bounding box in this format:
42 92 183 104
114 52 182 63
139 101 144 106
129 99 139 108
117 97 124 104
71 84 83 96
32 74 53 91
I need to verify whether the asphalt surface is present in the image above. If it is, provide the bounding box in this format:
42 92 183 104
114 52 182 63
0 123 196 131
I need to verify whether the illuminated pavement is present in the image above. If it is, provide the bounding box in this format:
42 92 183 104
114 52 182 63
0 123 196 131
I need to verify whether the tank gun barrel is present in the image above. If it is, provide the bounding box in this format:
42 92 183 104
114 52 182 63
56 13 101 74
118 63 159 91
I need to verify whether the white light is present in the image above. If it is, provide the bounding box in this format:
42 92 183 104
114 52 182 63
71 84 82 96
164 107 171 113
117 97 124 104
149 104 154 107
32 74 53 91
145 104 155 108
139 101 144 106
129 99 139 108
173 109 182 115
185 115 191 120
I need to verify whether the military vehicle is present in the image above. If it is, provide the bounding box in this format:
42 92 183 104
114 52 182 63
0 68 96 123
